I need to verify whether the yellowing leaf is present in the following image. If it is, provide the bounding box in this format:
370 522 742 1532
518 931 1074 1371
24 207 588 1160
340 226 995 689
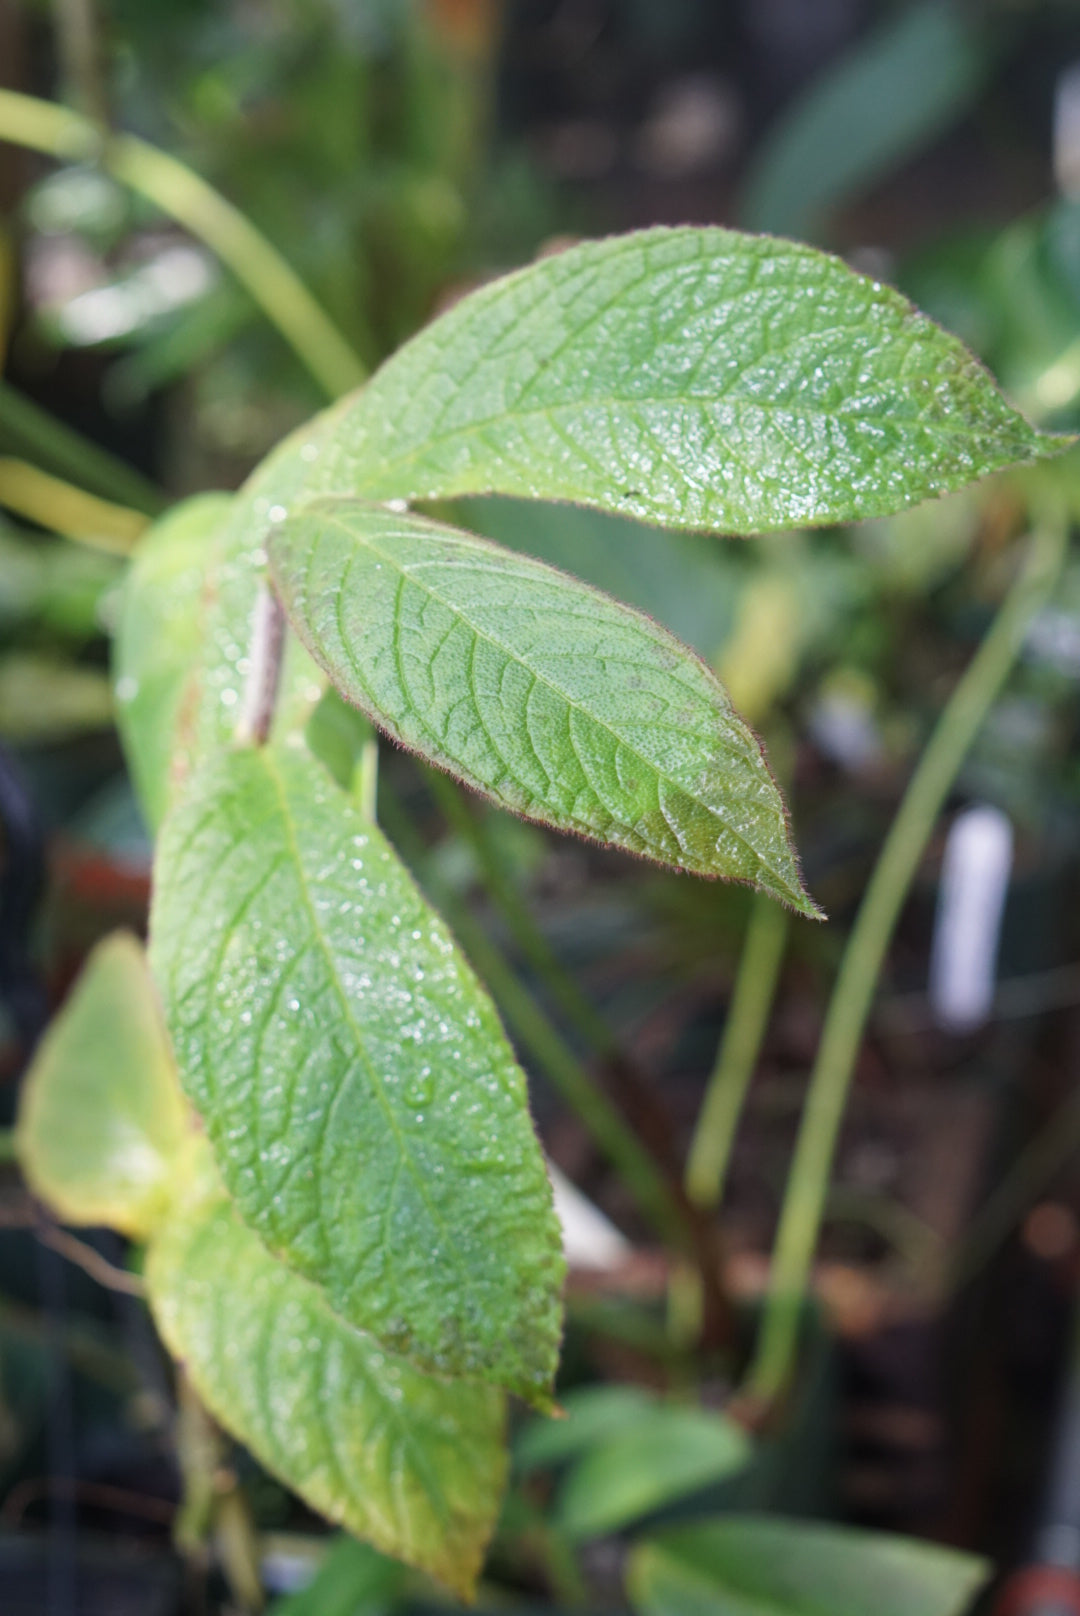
16 932 191 1239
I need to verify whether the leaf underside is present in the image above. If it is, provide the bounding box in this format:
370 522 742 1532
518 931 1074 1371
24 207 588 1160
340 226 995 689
270 499 815 911
308 225 1060 534
146 1156 506 1600
149 741 565 1401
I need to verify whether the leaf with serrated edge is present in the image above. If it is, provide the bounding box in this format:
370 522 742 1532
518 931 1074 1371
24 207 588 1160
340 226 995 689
269 500 815 911
16 932 191 1240
306 226 1065 533
149 741 565 1401
146 1146 506 1600
114 493 233 830
627 1516 989 1616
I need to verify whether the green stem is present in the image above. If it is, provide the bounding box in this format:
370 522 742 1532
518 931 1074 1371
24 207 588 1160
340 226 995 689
424 769 620 1060
379 782 690 1249
0 380 164 514
0 89 366 401
746 513 1069 1405
0 457 147 551
685 893 789 1210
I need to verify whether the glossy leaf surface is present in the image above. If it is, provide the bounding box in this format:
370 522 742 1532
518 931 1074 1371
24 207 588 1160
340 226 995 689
555 1404 752 1540
16 932 190 1239
149 741 564 1399
310 226 1059 534
270 500 814 909
627 1517 989 1616
114 492 233 829
147 1154 506 1600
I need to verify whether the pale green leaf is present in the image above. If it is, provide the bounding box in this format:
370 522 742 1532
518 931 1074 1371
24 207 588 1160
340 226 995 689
16 931 191 1239
270 500 814 910
307 226 1061 534
114 492 233 829
146 1150 507 1601
627 1517 989 1616
149 741 565 1400
555 1404 752 1540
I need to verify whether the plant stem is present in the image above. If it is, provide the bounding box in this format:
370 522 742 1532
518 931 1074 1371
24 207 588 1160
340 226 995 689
235 584 286 747
0 457 147 552
0 89 366 401
0 381 164 514
685 893 790 1210
379 781 690 1250
746 513 1069 1406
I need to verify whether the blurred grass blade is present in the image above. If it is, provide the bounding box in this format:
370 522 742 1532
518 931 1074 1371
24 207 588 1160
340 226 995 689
0 458 147 553
740 1 987 240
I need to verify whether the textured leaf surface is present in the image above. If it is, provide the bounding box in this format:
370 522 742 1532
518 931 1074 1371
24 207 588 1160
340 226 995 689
146 1153 506 1600
114 493 233 829
149 742 564 1399
309 226 1059 534
554 1404 751 1540
16 932 190 1239
270 500 813 909
627 1517 989 1616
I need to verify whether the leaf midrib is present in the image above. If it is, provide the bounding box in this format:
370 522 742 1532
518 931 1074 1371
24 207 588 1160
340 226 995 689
257 747 492 1354
347 381 1034 499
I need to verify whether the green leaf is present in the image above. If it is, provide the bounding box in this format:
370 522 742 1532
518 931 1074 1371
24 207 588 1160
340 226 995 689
269 500 814 910
740 3 986 241
626 1517 990 1616
146 1150 507 1601
114 492 234 829
149 741 564 1401
119 409 352 821
554 1404 752 1540
516 1384 656 1474
16 931 191 1239
268 1536 402 1616
307 226 1060 534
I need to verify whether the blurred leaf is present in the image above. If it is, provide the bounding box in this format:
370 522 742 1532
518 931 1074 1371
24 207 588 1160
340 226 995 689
555 1404 752 1540
304 685 376 794
147 1144 507 1602
740 2 986 240
16 932 191 1239
0 652 112 740
269 1535 403 1616
516 1383 656 1473
270 499 815 908
626 1516 990 1616
149 742 565 1401
301 226 1058 534
0 525 119 636
114 491 232 829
